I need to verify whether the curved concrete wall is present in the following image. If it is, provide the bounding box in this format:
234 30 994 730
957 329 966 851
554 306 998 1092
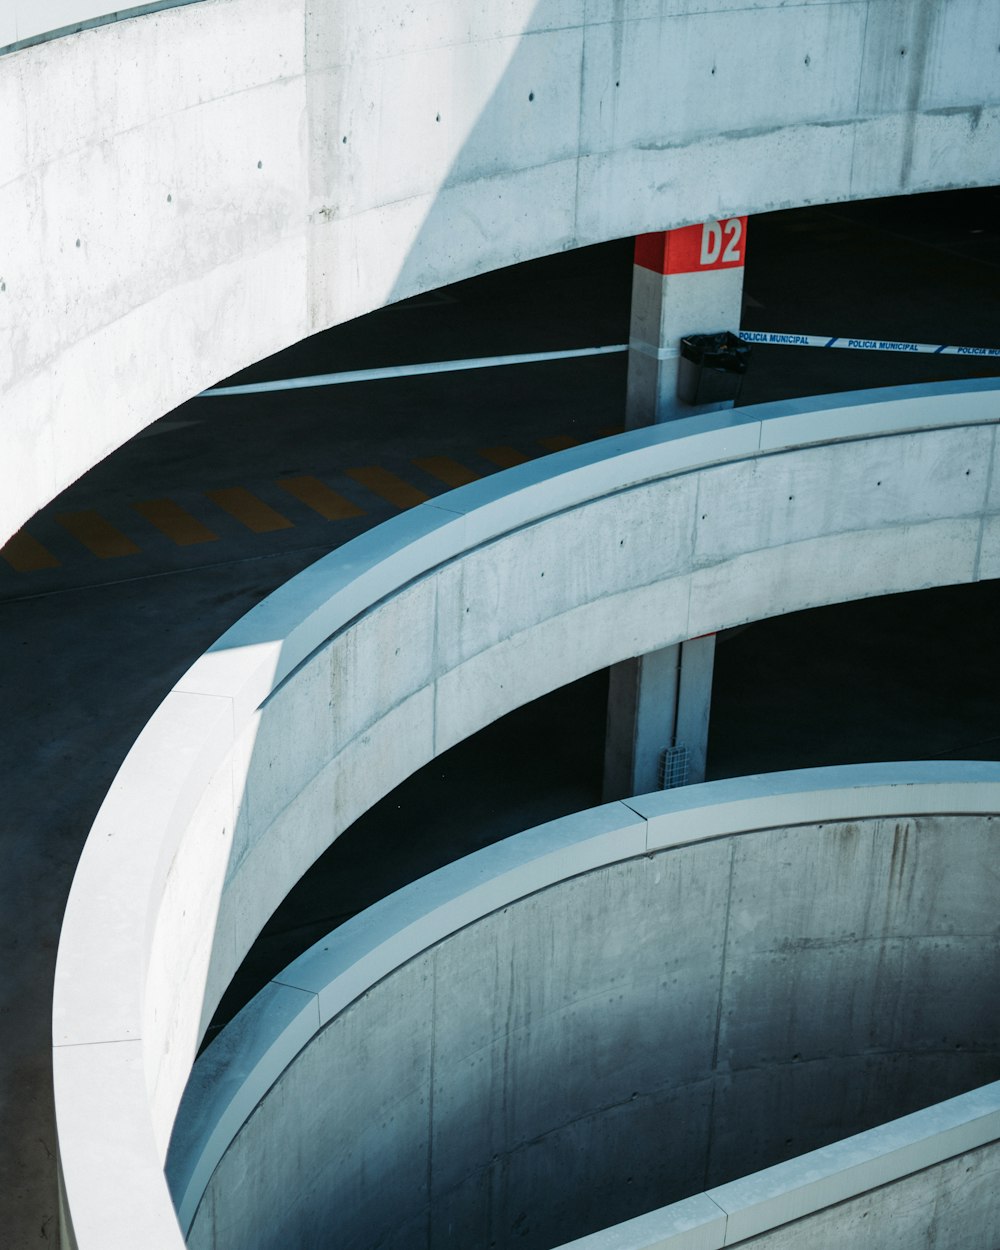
170 765 1000 1250
52 380 1000 1250
0 2 203 52
52 381 1000 1247
5 0 1000 543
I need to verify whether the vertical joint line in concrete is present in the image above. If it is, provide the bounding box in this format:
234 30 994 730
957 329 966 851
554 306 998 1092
974 424 998 582
705 1192 730 1247
226 694 238 849
705 839 737 1191
571 25 587 242
686 471 705 638
617 799 652 849
849 2 873 194
431 578 440 759
670 645 683 748
426 953 438 1247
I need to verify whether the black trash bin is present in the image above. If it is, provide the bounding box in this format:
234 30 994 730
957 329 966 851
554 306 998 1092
677 331 752 406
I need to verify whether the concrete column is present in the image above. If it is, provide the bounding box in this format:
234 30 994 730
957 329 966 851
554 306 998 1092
604 635 716 801
625 217 747 428
608 219 742 798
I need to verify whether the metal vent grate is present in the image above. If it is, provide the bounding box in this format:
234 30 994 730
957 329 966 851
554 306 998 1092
658 743 690 790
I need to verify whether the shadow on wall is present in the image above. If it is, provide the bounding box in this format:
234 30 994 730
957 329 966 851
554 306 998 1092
366 0 748 306
373 0 972 306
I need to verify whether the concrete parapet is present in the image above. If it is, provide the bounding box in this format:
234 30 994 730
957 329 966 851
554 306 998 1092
0 2 205 52
52 382 1000 1247
558 1091 1000 1249
170 764 1000 1249
4 0 1000 542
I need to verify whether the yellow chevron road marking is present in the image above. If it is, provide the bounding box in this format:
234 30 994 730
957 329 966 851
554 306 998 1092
346 467 428 510
0 531 60 571
56 511 140 558
133 499 219 546
413 457 481 488
277 476 364 521
206 488 294 533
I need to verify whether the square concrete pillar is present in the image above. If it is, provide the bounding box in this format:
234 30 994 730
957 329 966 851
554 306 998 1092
626 219 747 429
604 635 716 801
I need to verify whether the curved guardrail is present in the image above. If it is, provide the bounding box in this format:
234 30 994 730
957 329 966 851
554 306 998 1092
168 761 1000 1249
53 380 1000 1247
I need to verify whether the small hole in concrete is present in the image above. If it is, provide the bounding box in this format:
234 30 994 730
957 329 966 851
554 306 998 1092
804 54 810 66
615 80 620 87
788 495 794 501
167 193 172 203
900 47 907 56
342 135 347 144
257 160 263 169
75 238 81 248
528 91 535 102
435 112 441 122
965 469 971 475
710 65 716 75
701 513 707 520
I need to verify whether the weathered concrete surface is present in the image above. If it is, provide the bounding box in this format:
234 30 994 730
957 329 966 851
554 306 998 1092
4 0 1000 543
181 795 1000 1250
51 384 1000 1249
0 2 203 50
730 1144 1000 1250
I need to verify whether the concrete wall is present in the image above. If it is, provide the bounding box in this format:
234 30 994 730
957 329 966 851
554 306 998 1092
4 0 1000 544
171 767 1000 1250
52 382 1000 1248
0 2 203 51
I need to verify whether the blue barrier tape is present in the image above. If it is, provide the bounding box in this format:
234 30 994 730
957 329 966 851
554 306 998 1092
740 331 1000 357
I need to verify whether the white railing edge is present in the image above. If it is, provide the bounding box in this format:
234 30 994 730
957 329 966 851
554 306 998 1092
52 379 1000 1248
167 760 1000 1233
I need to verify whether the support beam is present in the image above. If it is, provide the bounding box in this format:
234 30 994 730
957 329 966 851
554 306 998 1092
607 218 741 797
604 635 716 801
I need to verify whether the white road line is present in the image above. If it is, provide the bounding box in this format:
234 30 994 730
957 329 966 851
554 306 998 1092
200 330 999 399
200 345 629 397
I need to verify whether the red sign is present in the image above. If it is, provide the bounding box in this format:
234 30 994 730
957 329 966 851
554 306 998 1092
635 218 747 275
